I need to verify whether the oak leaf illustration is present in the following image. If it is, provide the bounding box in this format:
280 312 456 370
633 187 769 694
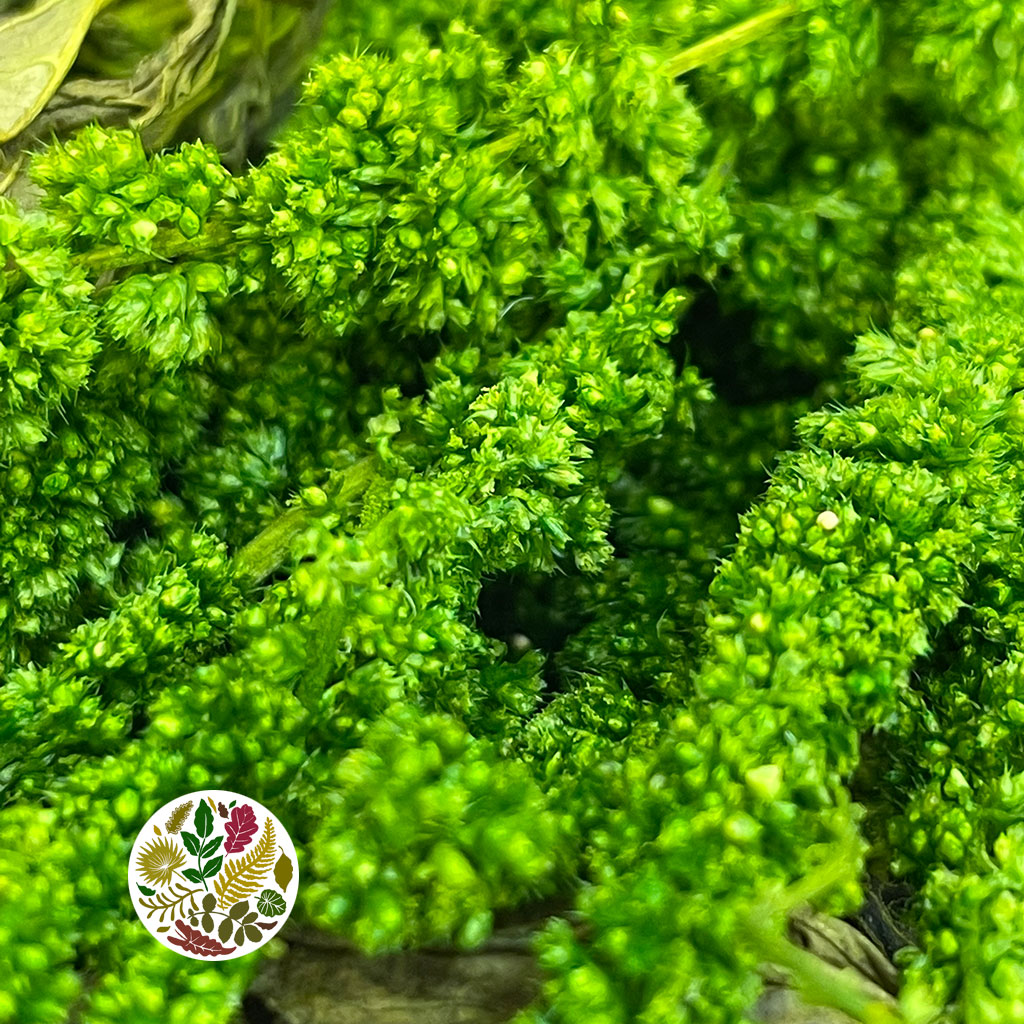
224 804 258 852
213 817 276 908
167 919 236 956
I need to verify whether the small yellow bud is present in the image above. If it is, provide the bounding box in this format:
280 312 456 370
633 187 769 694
816 510 840 531
749 611 770 633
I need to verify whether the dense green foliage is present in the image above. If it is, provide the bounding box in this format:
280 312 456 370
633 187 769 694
5 1 1024 1022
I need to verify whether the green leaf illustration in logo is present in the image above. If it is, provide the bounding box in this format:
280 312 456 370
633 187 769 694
257 889 287 917
180 831 201 857
202 854 223 878
182 868 204 884
137 883 157 896
200 835 223 858
194 799 214 838
223 897 262 943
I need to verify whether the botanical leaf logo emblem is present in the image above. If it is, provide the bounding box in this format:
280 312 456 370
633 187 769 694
129 790 298 960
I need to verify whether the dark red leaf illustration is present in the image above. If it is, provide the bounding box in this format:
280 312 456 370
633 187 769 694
167 919 236 956
224 804 258 852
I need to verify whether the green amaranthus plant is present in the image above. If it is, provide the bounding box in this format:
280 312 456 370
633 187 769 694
6 2 1024 1023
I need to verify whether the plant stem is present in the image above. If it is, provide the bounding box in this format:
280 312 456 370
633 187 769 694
233 456 378 587
662 1 803 78
295 596 347 712
739 837 904 1023
699 134 741 198
773 852 856 914
193 847 209 891
74 221 237 275
747 915 902 1023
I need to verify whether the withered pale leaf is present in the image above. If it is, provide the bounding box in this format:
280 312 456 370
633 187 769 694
0 0 112 141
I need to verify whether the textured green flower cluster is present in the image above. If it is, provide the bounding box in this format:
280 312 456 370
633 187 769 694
6 1 1024 1023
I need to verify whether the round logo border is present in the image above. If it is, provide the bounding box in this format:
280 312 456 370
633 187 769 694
128 788 299 961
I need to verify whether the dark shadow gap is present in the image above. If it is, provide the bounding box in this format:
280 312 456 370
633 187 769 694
673 276 822 405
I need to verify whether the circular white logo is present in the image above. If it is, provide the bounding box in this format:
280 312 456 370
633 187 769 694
129 789 298 960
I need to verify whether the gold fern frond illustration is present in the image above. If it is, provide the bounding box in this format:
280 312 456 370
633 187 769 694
165 799 193 834
213 817 276 909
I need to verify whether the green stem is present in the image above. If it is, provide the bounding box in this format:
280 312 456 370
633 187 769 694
662 1 803 78
699 134 741 198
295 597 347 712
747 916 902 1023
232 456 378 587
772 851 855 914
0 154 24 196
741 845 903 1024
74 220 237 275
194 848 209 891
233 505 310 584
